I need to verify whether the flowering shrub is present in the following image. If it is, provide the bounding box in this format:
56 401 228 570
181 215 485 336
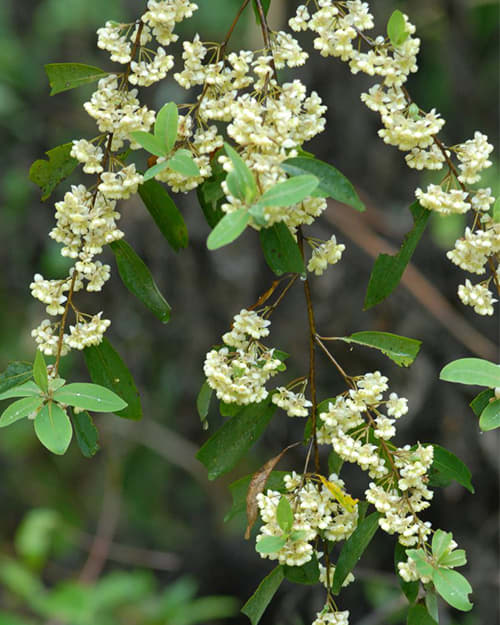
1 1 498 624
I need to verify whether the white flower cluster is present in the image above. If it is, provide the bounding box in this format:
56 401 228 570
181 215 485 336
289 1 497 314
307 236 346 276
272 387 312 417
204 309 281 405
312 609 350 625
257 472 357 566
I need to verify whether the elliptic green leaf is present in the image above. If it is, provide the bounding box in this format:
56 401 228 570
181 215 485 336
281 157 365 211
53 383 127 413
15 508 60 569
248 203 268 227
197 152 226 228
224 471 287 523
110 239 171 324
364 202 430 309
432 568 473 612
276 496 294 533
407 604 438 625
387 10 409 46
241 566 284 625
142 160 170 182
439 550 467 568
428 444 474 493
0 381 41 400
0 362 33 395
84 338 142 421
29 143 78 201
425 591 439 623
138 180 188 252
440 358 500 388
470 388 494 417
0 396 44 428
341 331 421 367
206 209 250 250
332 512 381 594
493 197 500 223
167 149 200 177
259 222 306 276
255 175 319 208
255 535 287 554
44 63 108 95
196 381 213 430
34 402 73 455
432 530 453 562
155 102 178 152
129 131 167 157
196 397 276 480
224 143 258 203
283 553 320 586
328 450 344 476
252 0 271 24
71 410 100 458
479 398 500 431
407 549 434 578
394 542 419 604
33 351 48 393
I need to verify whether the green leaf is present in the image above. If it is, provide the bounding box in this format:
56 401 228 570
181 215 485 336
34 402 72 455
276 496 294 533
196 397 276 480
167 149 200 177
252 0 271 24
241 566 284 625
425 591 439 623
110 239 171 324
428 444 474 493
259 222 306 276
332 512 381 594
224 471 287 523
83 338 142 420
255 175 318 208
138 180 188 252
53 383 127 413
407 604 438 625
220 401 243 417
469 389 494 417
439 550 467 568
15 508 60 569
29 143 78 201
328 449 344 476
387 10 409 46
71 410 100 458
129 131 167 157
0 396 44 428
432 530 453 562
493 197 500 223
248 203 268 227
283 553 320 585
155 102 178 152
44 62 108 95
281 157 365 211
197 153 226 228
0 381 41 400
224 143 258 203
142 160 170 182
364 202 430 309
255 535 287 554
479 398 500 431
432 568 473 612
207 209 250 250
197 381 213 430
407 549 433 578
341 331 421 367
0 362 33 395
440 357 500 388
394 542 419 604
33 351 48 393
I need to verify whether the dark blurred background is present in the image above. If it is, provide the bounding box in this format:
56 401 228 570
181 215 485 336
0 1 498 624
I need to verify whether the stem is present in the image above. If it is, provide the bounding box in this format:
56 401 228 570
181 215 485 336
315 336 354 388
254 0 278 87
298 228 320 473
53 271 77 377
220 0 251 57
